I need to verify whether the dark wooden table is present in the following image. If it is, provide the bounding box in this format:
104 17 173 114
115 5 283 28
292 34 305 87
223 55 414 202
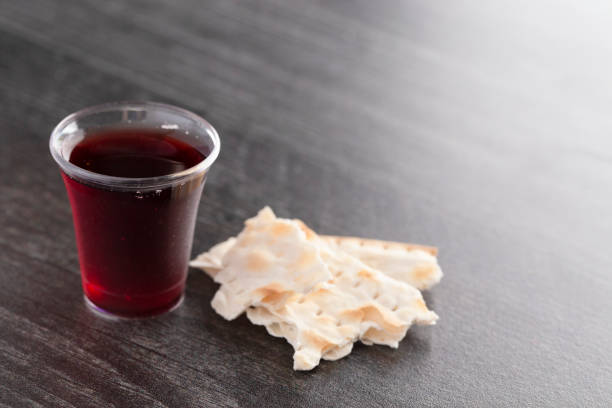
1 1 611 406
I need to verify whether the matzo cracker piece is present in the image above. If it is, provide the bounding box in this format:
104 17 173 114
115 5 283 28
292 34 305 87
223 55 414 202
199 207 438 370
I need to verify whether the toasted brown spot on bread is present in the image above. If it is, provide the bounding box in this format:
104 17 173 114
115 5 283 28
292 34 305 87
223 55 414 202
358 269 375 280
305 286 333 302
414 298 427 311
246 250 274 272
270 221 294 237
341 305 403 331
290 250 317 270
256 283 289 305
412 264 435 281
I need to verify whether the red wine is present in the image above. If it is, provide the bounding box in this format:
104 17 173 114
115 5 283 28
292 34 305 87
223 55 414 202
63 129 207 317
69 128 205 178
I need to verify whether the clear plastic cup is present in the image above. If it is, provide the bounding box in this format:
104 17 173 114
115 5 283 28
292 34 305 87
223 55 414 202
49 102 220 318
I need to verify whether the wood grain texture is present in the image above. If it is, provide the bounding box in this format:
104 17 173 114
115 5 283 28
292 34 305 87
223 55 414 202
1 0 611 406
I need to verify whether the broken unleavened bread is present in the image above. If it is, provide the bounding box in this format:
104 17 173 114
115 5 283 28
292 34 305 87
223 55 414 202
190 207 441 370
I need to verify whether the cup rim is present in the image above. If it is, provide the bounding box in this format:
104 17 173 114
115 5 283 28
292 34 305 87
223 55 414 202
49 101 221 190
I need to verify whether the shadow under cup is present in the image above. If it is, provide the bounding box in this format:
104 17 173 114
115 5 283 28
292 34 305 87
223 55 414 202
50 102 220 318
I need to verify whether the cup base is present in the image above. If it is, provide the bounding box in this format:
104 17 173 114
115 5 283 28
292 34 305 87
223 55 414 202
84 293 184 320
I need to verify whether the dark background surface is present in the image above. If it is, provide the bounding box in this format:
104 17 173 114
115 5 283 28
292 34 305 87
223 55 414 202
1 1 611 406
